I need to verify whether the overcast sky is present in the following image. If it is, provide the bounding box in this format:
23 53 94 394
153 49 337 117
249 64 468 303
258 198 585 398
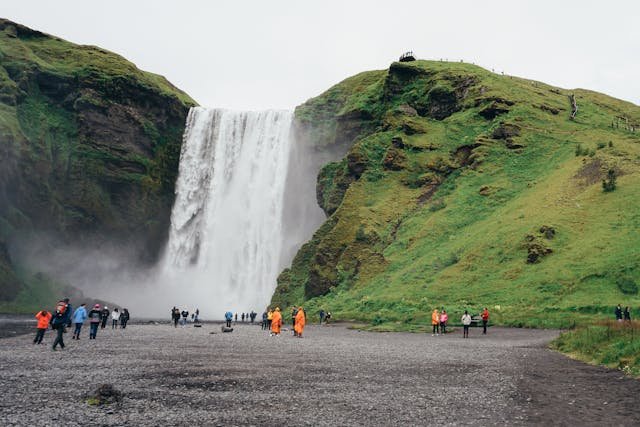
4 1 639 110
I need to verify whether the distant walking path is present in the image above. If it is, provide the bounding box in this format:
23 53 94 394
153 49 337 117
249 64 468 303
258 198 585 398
1 324 638 425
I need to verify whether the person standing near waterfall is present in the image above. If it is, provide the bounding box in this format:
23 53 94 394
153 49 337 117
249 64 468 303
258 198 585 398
291 307 298 336
294 307 306 338
270 308 282 336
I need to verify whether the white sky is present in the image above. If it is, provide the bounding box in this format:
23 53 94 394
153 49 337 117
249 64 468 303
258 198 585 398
4 1 639 110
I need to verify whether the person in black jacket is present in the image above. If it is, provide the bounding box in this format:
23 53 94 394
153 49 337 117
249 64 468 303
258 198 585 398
51 298 71 350
623 306 631 322
615 304 623 322
100 306 110 329
120 308 130 329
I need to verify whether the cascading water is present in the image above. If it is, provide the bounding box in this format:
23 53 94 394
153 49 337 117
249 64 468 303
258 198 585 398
161 107 294 315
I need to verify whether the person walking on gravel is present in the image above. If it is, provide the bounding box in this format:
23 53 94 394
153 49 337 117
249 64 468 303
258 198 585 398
319 309 325 325
120 308 130 329
267 309 273 330
181 309 189 327
34 309 52 344
172 307 180 328
291 307 298 336
481 308 490 334
439 309 448 334
51 298 70 350
225 311 233 328
431 309 440 336
87 304 101 339
111 308 120 329
100 306 110 329
270 307 282 336
294 306 306 338
71 303 87 340
461 311 472 338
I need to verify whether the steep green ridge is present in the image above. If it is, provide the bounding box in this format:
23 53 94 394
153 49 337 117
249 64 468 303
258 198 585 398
273 60 640 329
0 19 195 305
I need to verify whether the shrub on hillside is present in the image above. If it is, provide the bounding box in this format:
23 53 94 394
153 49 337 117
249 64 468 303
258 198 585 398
617 277 638 295
602 169 617 192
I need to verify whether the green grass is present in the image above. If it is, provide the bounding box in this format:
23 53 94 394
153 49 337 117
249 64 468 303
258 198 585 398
273 59 640 333
552 321 640 377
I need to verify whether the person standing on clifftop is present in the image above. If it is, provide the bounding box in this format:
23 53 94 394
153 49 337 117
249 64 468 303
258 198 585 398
33 309 52 344
615 304 623 322
481 308 490 334
71 303 87 340
100 306 110 329
87 304 101 339
270 307 282 336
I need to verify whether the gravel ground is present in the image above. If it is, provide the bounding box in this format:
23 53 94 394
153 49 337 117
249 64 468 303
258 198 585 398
1 322 639 426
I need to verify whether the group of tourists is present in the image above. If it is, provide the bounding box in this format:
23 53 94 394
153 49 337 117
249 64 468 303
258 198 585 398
431 307 490 338
615 304 632 322
171 307 200 327
34 298 130 350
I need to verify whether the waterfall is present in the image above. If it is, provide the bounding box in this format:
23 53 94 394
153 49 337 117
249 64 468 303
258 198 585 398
161 107 294 316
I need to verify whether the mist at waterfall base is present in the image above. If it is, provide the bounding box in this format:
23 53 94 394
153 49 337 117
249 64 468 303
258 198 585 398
18 107 328 319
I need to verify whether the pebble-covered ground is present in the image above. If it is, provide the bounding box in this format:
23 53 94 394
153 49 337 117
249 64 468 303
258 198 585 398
1 322 639 426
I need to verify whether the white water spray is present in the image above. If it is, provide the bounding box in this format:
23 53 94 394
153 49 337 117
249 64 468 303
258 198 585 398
161 108 294 315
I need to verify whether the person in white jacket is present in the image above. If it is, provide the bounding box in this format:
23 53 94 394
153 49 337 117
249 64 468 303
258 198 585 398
461 310 472 338
111 308 120 329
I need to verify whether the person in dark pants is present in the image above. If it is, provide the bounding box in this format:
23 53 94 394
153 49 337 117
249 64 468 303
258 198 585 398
461 310 472 339
34 310 52 344
72 303 87 340
261 312 267 330
481 307 490 335
87 304 101 339
120 308 130 328
111 308 119 329
172 307 180 327
100 306 110 329
319 309 325 325
623 306 631 321
51 298 71 350
291 307 298 336
234 313 238 323
615 304 623 322
225 311 233 328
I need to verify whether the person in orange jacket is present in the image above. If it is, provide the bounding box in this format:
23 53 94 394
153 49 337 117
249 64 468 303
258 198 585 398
294 307 306 338
270 307 282 336
431 309 440 336
34 309 52 344
481 307 490 334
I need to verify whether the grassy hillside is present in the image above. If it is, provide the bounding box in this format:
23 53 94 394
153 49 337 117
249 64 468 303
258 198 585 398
0 19 196 306
273 60 640 331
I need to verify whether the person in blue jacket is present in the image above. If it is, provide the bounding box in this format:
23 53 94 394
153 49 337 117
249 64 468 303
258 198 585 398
71 303 88 340
224 311 233 328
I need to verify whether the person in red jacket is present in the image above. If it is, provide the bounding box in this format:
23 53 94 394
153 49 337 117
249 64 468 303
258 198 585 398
481 308 490 335
34 309 52 344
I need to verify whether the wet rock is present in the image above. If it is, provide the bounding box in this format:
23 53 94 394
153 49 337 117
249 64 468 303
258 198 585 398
539 225 556 239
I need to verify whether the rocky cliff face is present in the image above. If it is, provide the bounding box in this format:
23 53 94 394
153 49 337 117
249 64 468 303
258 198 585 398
272 59 640 327
0 19 195 302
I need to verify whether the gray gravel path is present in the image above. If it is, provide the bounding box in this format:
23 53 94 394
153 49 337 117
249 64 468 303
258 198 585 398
1 323 638 426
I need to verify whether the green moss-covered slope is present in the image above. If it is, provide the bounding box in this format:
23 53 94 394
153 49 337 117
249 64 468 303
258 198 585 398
272 59 640 329
0 19 195 303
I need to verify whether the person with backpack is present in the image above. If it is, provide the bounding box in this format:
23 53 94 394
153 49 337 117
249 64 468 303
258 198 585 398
110 308 119 329
100 306 110 329
51 298 71 350
481 308 490 334
440 309 448 334
120 308 130 329
224 311 233 328
171 307 180 327
71 303 88 340
461 310 472 338
87 304 102 339
33 309 52 344
431 309 440 336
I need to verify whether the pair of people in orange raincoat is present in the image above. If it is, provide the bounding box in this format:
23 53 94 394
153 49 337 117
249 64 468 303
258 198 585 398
270 306 305 337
